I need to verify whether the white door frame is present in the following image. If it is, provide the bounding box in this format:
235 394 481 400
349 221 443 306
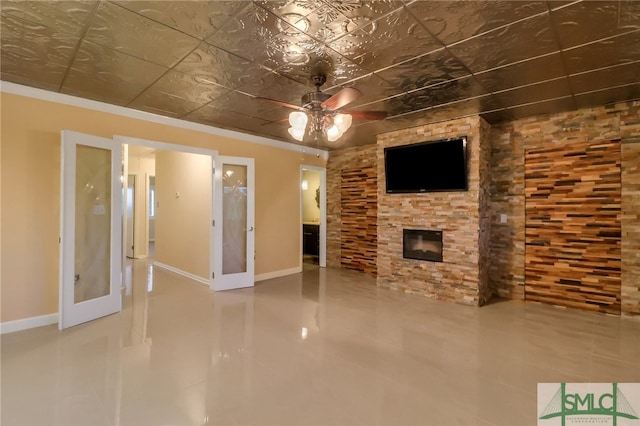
300 165 327 268
114 136 217 288
125 174 136 259
213 155 255 291
59 130 123 330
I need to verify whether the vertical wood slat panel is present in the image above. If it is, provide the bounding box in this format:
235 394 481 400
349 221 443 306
340 166 377 275
524 139 621 314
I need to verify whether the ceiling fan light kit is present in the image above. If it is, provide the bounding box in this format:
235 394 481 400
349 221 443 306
258 73 387 143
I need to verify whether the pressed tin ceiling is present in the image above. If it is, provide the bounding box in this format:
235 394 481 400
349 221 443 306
1 1 639 150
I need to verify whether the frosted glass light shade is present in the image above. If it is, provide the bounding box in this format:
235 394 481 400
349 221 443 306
289 111 308 129
334 114 352 133
326 124 341 141
288 126 305 141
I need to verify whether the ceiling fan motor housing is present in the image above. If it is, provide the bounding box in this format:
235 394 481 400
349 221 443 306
301 91 332 110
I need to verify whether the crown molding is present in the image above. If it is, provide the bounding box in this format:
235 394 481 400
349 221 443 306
1 81 329 160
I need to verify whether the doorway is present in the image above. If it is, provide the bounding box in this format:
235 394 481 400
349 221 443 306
123 143 213 285
301 166 326 268
117 135 256 292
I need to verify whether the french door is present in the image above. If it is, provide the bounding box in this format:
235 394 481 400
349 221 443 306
59 131 122 329
213 156 255 291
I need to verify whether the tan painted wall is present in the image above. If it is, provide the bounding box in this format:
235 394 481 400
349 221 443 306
155 150 210 279
302 170 320 223
0 92 325 322
127 153 155 258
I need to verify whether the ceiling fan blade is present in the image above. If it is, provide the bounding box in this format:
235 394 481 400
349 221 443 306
342 110 388 120
261 117 289 126
255 96 304 111
321 87 362 110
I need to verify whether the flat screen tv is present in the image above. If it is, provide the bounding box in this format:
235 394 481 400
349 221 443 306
384 137 468 193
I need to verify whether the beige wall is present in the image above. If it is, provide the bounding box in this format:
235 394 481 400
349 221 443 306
302 170 320 223
155 150 210 279
0 92 325 323
127 153 155 258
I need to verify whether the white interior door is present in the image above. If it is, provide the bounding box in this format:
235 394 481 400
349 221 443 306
59 130 122 330
213 156 255 291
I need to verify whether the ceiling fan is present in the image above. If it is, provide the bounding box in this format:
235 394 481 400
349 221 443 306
256 74 387 142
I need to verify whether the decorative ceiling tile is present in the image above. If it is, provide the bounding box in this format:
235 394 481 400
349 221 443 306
1 14 81 67
173 43 263 90
205 2 283 64
257 0 316 18
574 83 640 110
385 76 490 116
620 0 640 30
569 61 640 95
563 29 640 75
273 48 370 88
550 1 630 49
375 48 470 96
0 1 25 19
396 94 501 123
129 70 229 116
448 13 560 73
340 1 406 21
503 96 577 121
1 12 25 48
236 70 313 106
327 73 395 108
7 1 98 37
473 52 566 93
84 2 200 67
2 0 639 149
491 77 573 109
0 51 68 91
339 8 442 72
129 99 202 119
184 102 270 134
62 40 168 105
407 1 548 45
209 91 285 123
114 1 247 41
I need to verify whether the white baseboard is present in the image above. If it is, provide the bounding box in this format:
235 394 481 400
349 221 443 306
153 261 210 286
255 266 302 282
0 313 58 334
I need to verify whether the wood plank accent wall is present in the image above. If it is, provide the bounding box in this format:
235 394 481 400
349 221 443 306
340 166 377 275
326 144 377 274
621 139 640 316
490 100 640 317
524 139 622 314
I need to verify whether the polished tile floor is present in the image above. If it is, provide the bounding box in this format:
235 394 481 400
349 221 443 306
2 257 639 425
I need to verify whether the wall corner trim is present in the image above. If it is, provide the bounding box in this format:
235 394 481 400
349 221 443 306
0 313 59 334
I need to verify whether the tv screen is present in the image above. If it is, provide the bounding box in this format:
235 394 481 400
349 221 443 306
384 137 468 193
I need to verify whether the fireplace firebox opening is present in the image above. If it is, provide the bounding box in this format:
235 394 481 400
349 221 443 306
403 229 443 262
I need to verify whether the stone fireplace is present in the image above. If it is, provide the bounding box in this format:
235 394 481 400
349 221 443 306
403 229 443 262
376 116 492 306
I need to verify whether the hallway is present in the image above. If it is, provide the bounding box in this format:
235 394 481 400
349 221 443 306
2 257 639 425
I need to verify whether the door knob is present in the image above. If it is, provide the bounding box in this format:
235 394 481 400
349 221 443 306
249 226 254 232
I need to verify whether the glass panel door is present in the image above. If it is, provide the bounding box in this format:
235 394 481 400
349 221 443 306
74 145 113 303
214 156 254 291
222 164 248 275
60 131 122 329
